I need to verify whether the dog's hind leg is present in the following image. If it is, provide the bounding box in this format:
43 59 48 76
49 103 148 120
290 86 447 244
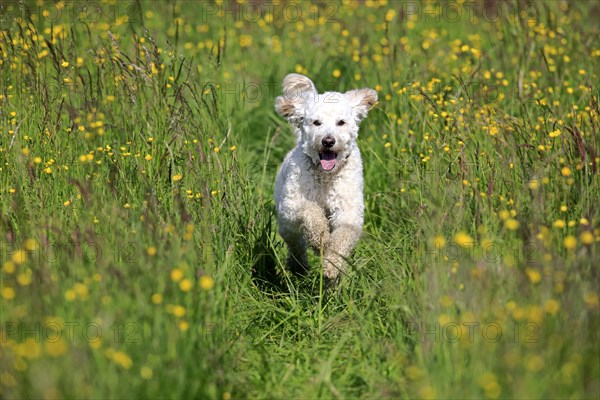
286 239 309 275
279 224 311 276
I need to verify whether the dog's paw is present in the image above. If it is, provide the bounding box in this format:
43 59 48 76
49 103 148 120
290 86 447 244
323 254 346 281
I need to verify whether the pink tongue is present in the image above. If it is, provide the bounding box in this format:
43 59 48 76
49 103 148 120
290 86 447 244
320 153 337 171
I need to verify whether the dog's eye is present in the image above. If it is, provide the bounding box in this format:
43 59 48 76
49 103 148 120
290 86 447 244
313 120 322 126
337 120 346 126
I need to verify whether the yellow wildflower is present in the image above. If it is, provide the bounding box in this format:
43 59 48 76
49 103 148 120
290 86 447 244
16 270 32 286
526 355 544 372
24 239 39 251
199 275 214 290
140 366 153 379
172 305 186 318
504 218 520 230
178 320 189 331
151 293 163 304
584 293 599 308
170 268 184 282
3 261 16 274
65 290 76 301
561 167 572 177
1 287 16 300
525 268 541 284
179 279 193 292
563 236 577 250
112 351 133 369
430 235 446 249
45 339 68 357
580 231 593 245
454 232 474 248
11 250 27 265
544 299 560 315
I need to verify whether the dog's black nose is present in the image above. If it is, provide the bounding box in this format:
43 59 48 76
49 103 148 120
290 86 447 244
322 136 336 148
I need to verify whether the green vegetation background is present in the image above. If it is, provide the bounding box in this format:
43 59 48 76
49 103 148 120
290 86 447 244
1 1 598 398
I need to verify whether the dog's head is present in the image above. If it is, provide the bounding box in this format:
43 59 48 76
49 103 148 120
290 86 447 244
275 74 377 172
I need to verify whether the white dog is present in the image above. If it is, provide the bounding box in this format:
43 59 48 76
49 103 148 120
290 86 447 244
274 74 377 281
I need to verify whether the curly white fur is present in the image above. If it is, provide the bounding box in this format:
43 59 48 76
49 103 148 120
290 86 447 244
274 74 377 281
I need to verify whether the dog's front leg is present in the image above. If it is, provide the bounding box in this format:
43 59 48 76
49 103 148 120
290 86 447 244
297 202 331 251
323 223 362 280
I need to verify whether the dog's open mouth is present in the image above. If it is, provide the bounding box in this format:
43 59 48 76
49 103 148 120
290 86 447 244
319 151 337 171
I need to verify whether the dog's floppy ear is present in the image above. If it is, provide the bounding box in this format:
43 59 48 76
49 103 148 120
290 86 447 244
275 96 303 121
345 88 378 122
281 73 317 98
275 74 317 122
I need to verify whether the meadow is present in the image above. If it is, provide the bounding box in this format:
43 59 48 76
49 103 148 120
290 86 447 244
1 0 599 398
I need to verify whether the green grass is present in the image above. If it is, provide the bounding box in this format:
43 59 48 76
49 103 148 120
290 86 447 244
1 0 599 398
